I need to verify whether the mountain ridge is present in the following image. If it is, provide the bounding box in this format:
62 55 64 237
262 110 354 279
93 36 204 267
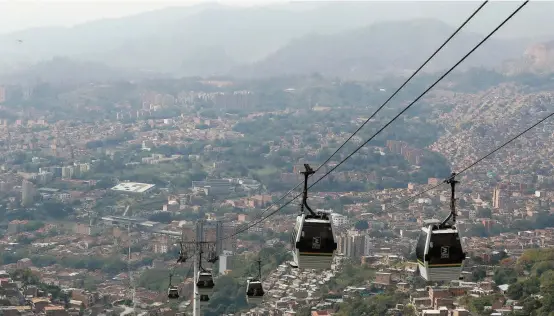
2 2 554 78
233 19 535 80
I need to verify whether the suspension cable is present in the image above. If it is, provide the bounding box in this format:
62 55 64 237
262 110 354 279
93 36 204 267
221 0 492 239
308 0 529 191
389 109 553 210
219 0 529 241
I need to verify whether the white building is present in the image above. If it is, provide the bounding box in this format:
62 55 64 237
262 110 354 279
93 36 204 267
331 212 349 227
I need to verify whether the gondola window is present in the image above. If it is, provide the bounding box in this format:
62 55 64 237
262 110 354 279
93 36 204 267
429 233 463 264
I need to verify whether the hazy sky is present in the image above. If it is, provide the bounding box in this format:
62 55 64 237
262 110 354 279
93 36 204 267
0 0 282 34
1 0 553 38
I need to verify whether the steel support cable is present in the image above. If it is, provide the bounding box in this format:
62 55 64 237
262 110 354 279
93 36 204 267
228 181 303 239
221 2 490 239
307 0 529 192
229 0 489 232
389 109 554 210
313 0 489 174
221 0 529 241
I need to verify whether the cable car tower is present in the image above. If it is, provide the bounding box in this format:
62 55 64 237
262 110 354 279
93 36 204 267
416 173 467 282
173 221 219 316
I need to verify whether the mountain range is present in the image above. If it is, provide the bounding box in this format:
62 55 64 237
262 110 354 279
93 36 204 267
0 1 553 81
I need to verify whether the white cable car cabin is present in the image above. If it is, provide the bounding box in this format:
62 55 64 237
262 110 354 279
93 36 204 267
167 273 179 299
246 277 264 305
199 294 210 306
291 212 337 270
167 286 179 299
196 270 215 295
415 219 466 282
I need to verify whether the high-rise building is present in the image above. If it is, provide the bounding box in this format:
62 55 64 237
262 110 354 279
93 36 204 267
21 180 35 206
0 86 6 103
492 187 502 209
218 250 236 275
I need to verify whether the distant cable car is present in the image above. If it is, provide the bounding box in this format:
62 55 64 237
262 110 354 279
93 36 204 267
199 294 210 306
415 174 466 282
167 286 179 299
196 270 215 295
177 242 187 263
246 260 265 304
167 273 179 299
246 279 264 304
290 164 337 270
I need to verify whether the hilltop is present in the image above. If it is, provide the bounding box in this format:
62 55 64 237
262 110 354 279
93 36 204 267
235 19 532 80
2 2 554 78
502 41 554 75
0 57 162 85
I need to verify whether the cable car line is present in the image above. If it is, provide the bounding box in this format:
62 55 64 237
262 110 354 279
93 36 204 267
167 259 193 300
306 0 529 193
223 0 490 238
219 0 529 242
312 0 489 175
246 258 265 304
167 272 179 299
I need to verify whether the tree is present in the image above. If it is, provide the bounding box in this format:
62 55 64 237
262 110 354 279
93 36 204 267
477 208 492 218
472 266 487 282
354 220 369 231
539 271 554 310
41 201 75 219
493 267 518 285
148 212 173 223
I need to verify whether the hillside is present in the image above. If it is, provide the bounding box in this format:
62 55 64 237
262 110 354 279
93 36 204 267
0 2 399 76
235 19 532 80
501 41 554 75
427 82 554 181
0 57 161 85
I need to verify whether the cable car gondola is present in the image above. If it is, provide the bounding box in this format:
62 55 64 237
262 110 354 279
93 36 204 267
177 242 187 263
167 273 179 299
246 260 265 304
415 174 466 282
167 286 179 299
196 270 215 295
291 164 337 270
199 294 210 306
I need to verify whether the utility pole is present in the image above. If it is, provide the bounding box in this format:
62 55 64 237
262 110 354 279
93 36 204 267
127 223 136 315
192 251 198 316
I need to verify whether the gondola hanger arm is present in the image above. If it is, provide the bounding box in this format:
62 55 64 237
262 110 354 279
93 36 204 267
301 164 316 217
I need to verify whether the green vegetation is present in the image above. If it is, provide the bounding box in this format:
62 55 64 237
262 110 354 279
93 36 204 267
11 269 68 301
460 294 506 316
0 251 152 275
334 292 410 316
137 266 193 292
471 248 554 316
466 211 554 237
227 106 452 192
0 201 76 222
325 261 375 293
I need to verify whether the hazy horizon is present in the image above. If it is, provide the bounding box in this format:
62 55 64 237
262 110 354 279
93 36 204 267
1 0 552 80
0 0 285 34
2 0 553 39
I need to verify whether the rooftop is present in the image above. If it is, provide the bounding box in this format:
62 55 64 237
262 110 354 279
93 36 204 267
111 182 155 193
